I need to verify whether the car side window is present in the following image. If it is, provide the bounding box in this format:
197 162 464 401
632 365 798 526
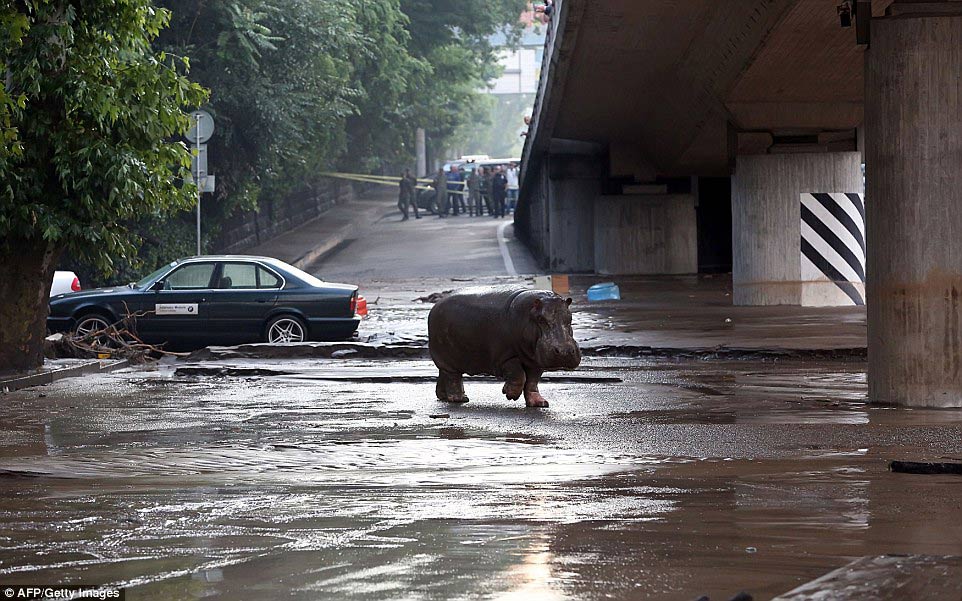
257 266 282 289
165 263 215 290
219 263 258 289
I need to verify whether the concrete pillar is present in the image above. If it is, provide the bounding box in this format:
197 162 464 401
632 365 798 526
594 195 697 275
731 152 863 306
546 155 599 273
865 6 962 407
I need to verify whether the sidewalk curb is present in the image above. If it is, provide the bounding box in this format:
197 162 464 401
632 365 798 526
290 208 394 270
290 225 358 270
0 359 130 393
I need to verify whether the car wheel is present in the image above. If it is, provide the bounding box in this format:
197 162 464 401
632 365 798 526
265 315 307 344
73 314 112 344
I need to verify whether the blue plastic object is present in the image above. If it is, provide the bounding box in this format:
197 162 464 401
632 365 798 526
586 282 620 302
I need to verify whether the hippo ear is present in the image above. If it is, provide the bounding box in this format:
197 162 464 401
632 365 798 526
565 297 572 307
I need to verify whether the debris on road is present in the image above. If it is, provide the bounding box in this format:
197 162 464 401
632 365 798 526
331 349 359 358
587 282 621 301
414 290 455 303
45 317 185 364
890 461 962 475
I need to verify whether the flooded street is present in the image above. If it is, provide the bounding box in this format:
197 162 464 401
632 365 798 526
2 356 962 599
2 212 960 600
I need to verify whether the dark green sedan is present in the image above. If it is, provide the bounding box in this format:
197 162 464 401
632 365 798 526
48 256 360 346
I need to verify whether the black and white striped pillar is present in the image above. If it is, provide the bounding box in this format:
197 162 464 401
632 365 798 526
800 192 866 306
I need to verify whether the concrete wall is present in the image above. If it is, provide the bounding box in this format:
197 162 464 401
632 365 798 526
731 152 863 305
547 178 596 272
543 154 601 272
594 195 697 275
214 180 358 254
515 158 550 266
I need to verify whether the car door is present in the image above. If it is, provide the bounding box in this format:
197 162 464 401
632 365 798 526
204 261 282 344
135 261 216 344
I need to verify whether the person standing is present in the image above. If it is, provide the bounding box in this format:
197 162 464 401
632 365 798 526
433 168 448 217
506 163 519 213
398 169 419 220
492 167 508 218
447 165 463 216
398 169 410 220
480 167 493 217
466 167 481 217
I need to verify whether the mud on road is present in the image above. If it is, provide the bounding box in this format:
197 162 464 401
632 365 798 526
1 356 961 600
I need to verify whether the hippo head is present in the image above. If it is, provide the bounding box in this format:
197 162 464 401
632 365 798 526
528 295 582 370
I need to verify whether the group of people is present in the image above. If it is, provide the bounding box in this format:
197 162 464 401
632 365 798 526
397 163 519 221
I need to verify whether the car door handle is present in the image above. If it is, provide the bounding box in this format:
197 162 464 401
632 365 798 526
256 299 267 303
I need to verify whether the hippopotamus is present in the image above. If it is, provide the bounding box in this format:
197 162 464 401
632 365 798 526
428 287 581 408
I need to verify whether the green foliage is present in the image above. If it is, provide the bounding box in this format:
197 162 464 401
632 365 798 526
397 0 527 156
156 0 525 188
450 93 534 159
157 0 374 218
4 0 528 287
0 1 208 273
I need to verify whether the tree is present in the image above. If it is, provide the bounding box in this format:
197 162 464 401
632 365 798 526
398 0 527 152
0 1 207 371
56 0 529 291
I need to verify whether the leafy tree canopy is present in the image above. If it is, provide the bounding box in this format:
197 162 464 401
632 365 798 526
0 0 207 371
0 0 207 271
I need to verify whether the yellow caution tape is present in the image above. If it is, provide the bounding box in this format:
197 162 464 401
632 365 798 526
320 172 471 195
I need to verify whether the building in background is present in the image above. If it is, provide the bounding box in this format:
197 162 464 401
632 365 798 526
449 12 546 160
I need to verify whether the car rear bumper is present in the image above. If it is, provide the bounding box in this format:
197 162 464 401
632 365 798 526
307 317 360 341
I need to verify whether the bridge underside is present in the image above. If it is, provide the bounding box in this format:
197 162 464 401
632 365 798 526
516 0 962 407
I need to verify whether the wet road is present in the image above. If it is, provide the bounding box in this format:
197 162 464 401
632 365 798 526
2 358 962 599
310 211 539 282
2 200 961 599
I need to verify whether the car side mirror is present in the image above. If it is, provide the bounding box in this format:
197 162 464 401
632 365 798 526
151 280 166 292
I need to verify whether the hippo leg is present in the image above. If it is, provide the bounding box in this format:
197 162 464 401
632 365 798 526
523 367 548 408
437 370 469 403
500 358 526 401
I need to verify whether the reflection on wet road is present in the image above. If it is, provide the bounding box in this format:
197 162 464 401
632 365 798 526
1 358 962 599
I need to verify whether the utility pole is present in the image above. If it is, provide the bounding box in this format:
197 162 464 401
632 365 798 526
416 128 426 177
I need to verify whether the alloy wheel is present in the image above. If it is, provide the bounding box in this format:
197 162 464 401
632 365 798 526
267 318 305 344
74 316 111 344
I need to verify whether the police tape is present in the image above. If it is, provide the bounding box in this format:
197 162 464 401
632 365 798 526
320 172 470 195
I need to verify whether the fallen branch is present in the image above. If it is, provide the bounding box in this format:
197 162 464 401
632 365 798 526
49 304 188 363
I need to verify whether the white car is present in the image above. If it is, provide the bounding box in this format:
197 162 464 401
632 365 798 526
50 271 81 297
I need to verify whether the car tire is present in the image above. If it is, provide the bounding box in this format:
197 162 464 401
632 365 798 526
265 315 307 344
73 312 113 344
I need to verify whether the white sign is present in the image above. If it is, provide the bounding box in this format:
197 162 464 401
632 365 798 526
186 110 215 143
155 303 199 316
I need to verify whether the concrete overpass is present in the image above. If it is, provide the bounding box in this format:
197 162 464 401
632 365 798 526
515 0 962 407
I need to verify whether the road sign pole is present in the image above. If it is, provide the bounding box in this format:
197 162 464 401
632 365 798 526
187 109 214 256
196 114 202 256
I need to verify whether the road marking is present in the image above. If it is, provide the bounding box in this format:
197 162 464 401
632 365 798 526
497 221 518 276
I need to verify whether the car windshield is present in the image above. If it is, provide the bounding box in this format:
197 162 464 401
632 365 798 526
133 263 176 288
